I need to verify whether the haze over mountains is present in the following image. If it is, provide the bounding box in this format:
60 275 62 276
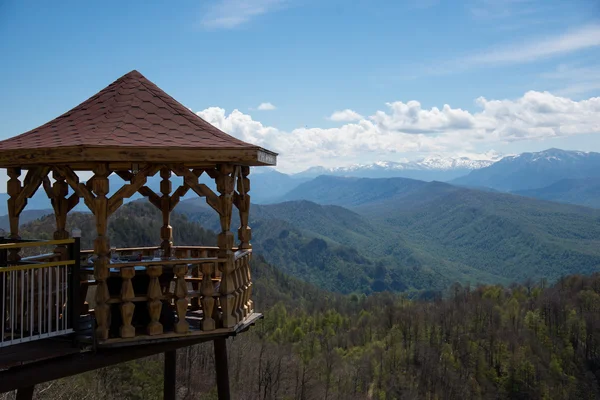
4 147 600 297
3 148 600 214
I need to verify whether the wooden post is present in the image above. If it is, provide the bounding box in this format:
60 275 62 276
69 237 81 335
236 166 253 317
92 164 111 340
6 167 22 263
15 386 35 400
164 350 177 400
160 168 173 258
215 165 236 328
237 166 252 250
52 171 70 260
213 338 231 400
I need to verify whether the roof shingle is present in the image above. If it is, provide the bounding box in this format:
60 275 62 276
0 70 255 151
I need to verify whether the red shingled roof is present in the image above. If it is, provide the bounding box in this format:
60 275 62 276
0 70 256 151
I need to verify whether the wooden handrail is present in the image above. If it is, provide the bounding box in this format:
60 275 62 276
1 259 76 272
0 238 75 250
80 246 160 254
81 257 223 270
172 245 220 250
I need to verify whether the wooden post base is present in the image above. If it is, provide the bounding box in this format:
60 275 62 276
213 338 231 400
164 350 176 400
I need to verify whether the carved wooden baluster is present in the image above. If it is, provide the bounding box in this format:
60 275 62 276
190 263 200 310
232 258 244 323
200 262 216 331
146 265 163 335
93 164 111 340
241 255 251 317
216 165 236 328
119 267 136 338
192 249 208 310
237 255 247 318
173 264 189 333
246 253 254 314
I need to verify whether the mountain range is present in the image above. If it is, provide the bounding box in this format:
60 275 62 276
175 173 600 295
5 148 600 215
453 148 600 192
294 155 499 181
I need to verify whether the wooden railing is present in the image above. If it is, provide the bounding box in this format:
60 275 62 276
79 246 254 341
0 238 80 348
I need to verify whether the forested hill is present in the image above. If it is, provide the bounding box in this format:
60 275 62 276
11 202 600 398
13 257 600 399
178 188 600 295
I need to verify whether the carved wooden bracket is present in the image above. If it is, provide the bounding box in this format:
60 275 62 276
54 165 96 214
170 164 222 215
107 164 160 215
13 166 50 215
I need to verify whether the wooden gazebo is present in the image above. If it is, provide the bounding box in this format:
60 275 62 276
0 70 277 399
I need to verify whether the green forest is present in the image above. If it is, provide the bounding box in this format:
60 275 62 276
2 202 599 399
3 260 599 399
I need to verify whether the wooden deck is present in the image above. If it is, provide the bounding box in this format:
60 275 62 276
0 312 262 393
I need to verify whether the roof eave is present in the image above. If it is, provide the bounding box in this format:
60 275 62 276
0 145 278 168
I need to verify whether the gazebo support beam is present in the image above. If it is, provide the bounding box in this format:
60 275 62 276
160 168 173 257
236 166 252 250
92 163 111 340
216 164 236 328
45 171 73 260
163 350 177 400
213 338 231 400
6 167 22 262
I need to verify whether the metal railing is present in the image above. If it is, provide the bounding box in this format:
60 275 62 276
0 238 80 348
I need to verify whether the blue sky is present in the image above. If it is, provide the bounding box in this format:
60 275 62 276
1 0 600 172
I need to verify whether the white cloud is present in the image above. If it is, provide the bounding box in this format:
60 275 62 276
197 91 600 172
257 102 277 111
329 109 363 122
468 24 600 66
423 24 600 76
201 0 286 29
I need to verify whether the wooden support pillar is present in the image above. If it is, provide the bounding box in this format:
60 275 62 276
52 171 70 260
237 166 252 250
160 168 173 258
213 338 231 400
92 164 111 340
236 166 253 317
15 385 35 400
164 350 177 400
7 167 22 262
215 165 236 328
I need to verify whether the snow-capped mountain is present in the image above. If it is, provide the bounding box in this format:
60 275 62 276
295 155 501 181
452 149 600 192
